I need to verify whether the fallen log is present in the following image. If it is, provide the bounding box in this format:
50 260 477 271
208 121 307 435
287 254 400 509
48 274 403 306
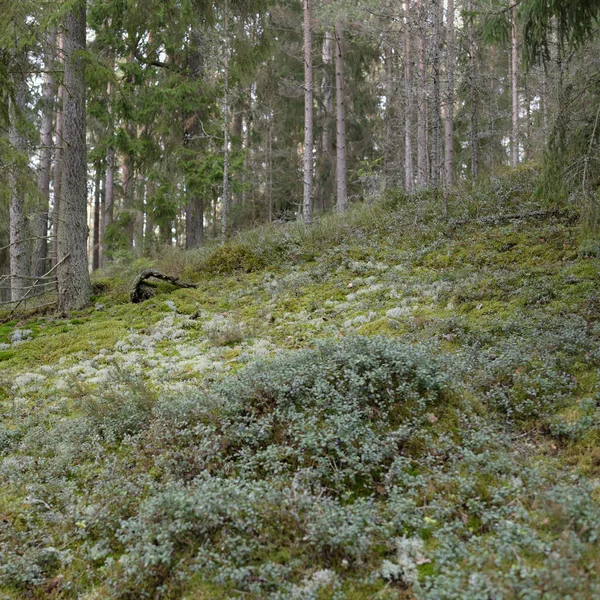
130 269 198 303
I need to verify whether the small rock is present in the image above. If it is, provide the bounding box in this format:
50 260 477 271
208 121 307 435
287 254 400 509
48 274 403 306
95 303 106 311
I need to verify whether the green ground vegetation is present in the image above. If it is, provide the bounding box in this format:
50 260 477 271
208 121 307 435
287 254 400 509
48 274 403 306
1 167 599 599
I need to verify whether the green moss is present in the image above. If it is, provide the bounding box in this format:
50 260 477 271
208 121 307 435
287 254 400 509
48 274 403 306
202 243 268 275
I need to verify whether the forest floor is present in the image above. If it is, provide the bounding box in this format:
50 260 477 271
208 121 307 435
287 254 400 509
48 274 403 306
1 167 600 599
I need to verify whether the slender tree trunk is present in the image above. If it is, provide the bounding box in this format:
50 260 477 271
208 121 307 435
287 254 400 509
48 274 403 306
122 123 136 250
184 30 205 249
541 60 548 144
134 172 144 256
34 27 57 278
145 179 156 254
404 0 414 192
431 0 442 188
267 114 273 222
9 80 28 302
511 3 519 167
416 0 427 188
57 0 92 311
303 0 313 224
384 45 395 186
222 0 231 237
92 164 101 271
335 21 347 212
241 111 251 207
52 31 64 269
321 30 334 211
102 145 115 265
467 0 479 179
444 0 455 189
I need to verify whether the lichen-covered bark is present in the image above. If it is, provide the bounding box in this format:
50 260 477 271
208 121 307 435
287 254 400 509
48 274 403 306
57 1 92 311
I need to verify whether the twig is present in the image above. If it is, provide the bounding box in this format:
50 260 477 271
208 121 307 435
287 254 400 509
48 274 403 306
2 254 69 321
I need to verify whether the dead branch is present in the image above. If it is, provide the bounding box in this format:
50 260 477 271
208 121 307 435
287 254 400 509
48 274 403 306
130 269 198 304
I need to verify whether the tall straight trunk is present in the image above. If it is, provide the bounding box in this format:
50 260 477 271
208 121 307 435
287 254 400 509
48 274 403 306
134 172 144 256
92 164 101 271
57 0 92 311
241 112 251 207
52 31 64 268
303 0 313 224
267 114 273 222
320 30 334 211
404 0 414 192
416 0 427 188
541 60 548 144
122 124 136 249
221 0 231 237
431 0 442 188
384 45 395 185
511 3 519 167
467 0 479 179
334 21 347 212
145 179 156 254
34 27 57 278
9 80 28 302
185 30 205 249
444 0 455 189
101 73 115 267
102 146 115 265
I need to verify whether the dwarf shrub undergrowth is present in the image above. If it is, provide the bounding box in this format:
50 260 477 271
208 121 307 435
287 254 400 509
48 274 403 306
2 337 600 599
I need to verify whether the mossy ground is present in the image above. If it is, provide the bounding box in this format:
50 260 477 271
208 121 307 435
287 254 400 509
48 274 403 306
1 170 600 598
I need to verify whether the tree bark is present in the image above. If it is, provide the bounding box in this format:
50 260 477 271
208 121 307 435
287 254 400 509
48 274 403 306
303 0 313 224
34 27 57 279
511 3 519 167
431 0 442 188
57 0 92 311
467 0 479 179
319 30 333 211
9 80 28 302
404 0 414 192
221 0 231 237
335 21 347 212
444 0 454 189
92 164 102 271
52 31 64 269
416 0 427 188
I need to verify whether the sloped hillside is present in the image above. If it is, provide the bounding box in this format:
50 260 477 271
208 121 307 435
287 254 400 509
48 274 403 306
1 170 600 599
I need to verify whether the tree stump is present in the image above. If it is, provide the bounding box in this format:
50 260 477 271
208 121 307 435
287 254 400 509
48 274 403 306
130 269 198 303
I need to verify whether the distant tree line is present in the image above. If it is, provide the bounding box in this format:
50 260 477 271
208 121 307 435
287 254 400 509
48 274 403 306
1 0 599 309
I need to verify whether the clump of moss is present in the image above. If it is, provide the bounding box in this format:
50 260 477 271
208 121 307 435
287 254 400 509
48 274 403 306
202 243 268 274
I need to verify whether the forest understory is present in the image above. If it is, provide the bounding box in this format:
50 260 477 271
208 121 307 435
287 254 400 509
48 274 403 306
1 169 600 599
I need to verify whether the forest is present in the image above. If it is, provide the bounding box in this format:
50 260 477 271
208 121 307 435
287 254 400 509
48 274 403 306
1 0 600 598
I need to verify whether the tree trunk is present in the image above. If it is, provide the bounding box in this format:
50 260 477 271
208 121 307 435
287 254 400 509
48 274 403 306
320 30 334 211
57 0 92 311
444 0 454 189
9 80 28 302
511 3 519 167
416 0 427 188
92 165 102 271
335 21 347 212
34 27 57 278
221 0 231 237
102 145 115 265
52 31 64 269
431 0 442 188
404 0 414 192
384 45 396 187
467 0 479 179
303 0 313 224
241 111 251 207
